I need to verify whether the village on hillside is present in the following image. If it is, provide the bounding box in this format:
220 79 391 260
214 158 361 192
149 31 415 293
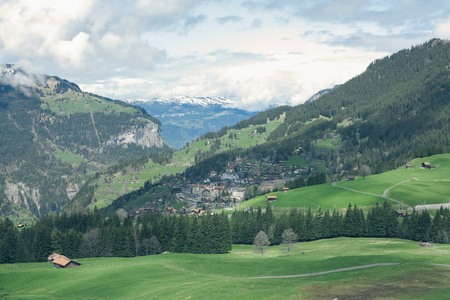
132 156 312 217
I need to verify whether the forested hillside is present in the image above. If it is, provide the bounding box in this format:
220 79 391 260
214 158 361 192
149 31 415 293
0 67 167 219
186 39 450 178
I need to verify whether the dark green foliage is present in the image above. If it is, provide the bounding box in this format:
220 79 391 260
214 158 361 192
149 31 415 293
3 201 450 263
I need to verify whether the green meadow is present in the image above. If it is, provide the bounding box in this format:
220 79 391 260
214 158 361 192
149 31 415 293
241 153 450 212
238 184 385 212
2 238 450 299
40 90 136 117
336 154 450 195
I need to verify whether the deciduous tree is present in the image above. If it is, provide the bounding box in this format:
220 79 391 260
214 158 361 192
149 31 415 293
253 231 270 257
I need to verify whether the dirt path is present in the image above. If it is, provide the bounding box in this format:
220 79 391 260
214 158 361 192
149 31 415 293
250 263 399 279
332 181 412 209
383 179 411 197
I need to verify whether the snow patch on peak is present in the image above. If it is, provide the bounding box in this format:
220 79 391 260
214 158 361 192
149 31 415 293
123 96 235 107
0 64 46 87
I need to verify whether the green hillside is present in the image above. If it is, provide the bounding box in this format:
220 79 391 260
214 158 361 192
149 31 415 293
241 153 450 212
185 39 450 181
2 238 450 299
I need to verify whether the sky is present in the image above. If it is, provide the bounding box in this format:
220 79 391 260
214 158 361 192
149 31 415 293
0 0 449 111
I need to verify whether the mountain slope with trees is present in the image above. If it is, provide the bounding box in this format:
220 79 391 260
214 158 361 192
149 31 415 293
186 39 450 180
0 66 168 219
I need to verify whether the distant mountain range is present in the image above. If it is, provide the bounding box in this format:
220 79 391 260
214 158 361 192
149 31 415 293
123 97 257 149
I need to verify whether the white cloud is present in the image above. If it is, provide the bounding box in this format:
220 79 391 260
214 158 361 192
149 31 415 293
1 0 449 111
52 32 92 69
434 19 450 38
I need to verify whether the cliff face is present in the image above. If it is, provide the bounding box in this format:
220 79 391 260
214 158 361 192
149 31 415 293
105 121 163 149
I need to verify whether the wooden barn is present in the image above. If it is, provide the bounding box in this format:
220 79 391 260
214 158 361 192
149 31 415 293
52 256 81 269
347 175 356 181
48 253 81 269
267 195 277 202
422 162 433 169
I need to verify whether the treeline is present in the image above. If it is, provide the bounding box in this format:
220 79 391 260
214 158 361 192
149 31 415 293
2 202 450 263
0 210 231 263
231 202 450 245
285 172 327 189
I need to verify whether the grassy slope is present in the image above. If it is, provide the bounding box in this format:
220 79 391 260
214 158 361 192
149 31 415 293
40 89 136 117
336 154 450 204
242 153 450 212
238 184 384 212
2 238 450 299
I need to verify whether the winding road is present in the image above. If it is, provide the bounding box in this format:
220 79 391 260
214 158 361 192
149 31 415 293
332 179 412 210
250 263 399 279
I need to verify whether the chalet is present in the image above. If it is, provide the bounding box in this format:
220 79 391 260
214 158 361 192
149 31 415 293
347 175 356 181
267 195 277 202
422 162 432 169
17 223 25 228
405 165 413 169
395 210 406 217
283 187 289 192
48 253 81 269
52 256 81 269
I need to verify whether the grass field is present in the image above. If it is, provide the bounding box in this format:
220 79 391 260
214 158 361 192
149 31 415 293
2 238 450 299
237 183 386 212
240 153 450 212
40 89 136 117
336 154 450 195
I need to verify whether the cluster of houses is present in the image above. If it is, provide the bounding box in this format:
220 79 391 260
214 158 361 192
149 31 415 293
130 156 310 216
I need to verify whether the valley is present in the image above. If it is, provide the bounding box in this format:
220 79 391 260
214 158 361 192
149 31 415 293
1 1 450 299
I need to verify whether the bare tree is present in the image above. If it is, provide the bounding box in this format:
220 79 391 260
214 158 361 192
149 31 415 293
149 235 161 255
358 164 372 179
281 228 298 256
116 208 128 221
253 231 270 257
79 228 101 257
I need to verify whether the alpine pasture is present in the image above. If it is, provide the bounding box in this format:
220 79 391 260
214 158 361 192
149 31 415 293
2 238 450 299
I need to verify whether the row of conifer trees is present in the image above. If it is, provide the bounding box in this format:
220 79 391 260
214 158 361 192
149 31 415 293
1 202 450 264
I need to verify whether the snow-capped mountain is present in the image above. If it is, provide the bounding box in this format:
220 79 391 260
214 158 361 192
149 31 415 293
124 96 234 107
124 96 257 150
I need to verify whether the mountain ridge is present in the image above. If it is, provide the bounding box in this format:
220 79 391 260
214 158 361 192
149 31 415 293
0 68 167 219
